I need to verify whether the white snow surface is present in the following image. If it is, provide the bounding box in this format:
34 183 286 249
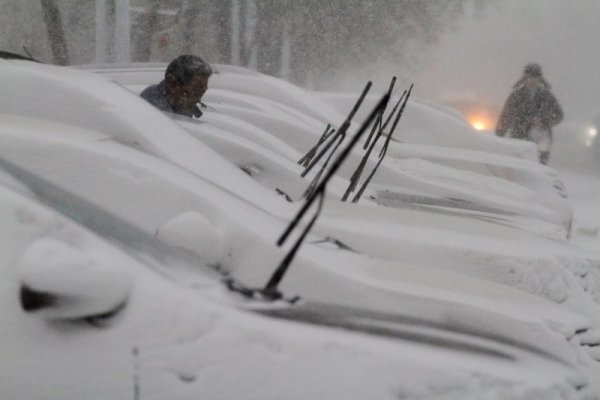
1 60 600 398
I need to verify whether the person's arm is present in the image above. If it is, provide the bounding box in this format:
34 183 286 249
546 93 563 127
496 94 516 137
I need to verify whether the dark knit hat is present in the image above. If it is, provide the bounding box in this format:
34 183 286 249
165 54 212 85
523 63 542 77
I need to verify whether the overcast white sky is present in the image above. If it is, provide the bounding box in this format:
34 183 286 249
413 0 600 125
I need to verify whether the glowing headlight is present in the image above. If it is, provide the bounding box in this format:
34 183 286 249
467 114 493 131
471 120 486 131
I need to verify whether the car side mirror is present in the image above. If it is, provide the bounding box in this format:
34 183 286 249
18 239 132 323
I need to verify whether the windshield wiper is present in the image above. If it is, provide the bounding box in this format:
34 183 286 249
352 84 413 203
297 124 335 168
0 49 40 62
342 84 407 201
300 82 372 198
225 92 391 303
363 77 396 151
300 82 372 176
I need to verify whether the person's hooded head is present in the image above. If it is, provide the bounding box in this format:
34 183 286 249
164 54 213 116
514 62 550 90
523 62 543 78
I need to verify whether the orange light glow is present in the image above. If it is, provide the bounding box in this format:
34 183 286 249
471 120 487 131
467 114 493 131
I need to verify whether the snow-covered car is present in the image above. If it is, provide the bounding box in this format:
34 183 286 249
0 60 586 299
79 62 573 238
2 58 600 395
0 59 592 319
316 92 537 159
0 167 592 399
316 92 573 236
179 112 571 240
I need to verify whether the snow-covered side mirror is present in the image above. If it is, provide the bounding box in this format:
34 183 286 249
18 239 132 323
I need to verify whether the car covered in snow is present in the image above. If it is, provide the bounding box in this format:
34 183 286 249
2 58 600 397
0 160 593 399
80 62 574 239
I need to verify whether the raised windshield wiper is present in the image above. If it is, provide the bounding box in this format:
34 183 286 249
0 49 40 62
342 83 407 201
300 82 372 198
297 124 335 168
226 91 391 303
363 76 396 151
302 82 373 176
352 83 413 203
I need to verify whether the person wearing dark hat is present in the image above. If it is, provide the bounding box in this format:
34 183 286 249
141 54 213 118
496 63 563 164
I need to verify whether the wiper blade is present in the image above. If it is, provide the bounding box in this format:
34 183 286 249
363 76 396 150
260 92 391 300
300 81 372 178
352 83 413 203
226 92 390 303
0 49 40 62
302 131 343 199
297 124 335 167
342 86 407 201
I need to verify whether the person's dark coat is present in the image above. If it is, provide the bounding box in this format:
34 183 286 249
140 80 203 118
496 79 563 140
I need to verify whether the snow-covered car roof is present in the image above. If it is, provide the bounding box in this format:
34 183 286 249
82 61 572 237
0 58 570 237
82 62 536 158
316 92 539 158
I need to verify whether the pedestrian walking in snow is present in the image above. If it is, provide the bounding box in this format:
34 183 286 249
495 63 563 164
141 54 212 118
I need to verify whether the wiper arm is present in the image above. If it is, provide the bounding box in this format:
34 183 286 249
342 86 407 201
262 92 391 300
226 92 391 303
297 124 335 167
302 132 344 199
300 81 372 178
352 84 413 203
363 76 396 150
0 49 40 62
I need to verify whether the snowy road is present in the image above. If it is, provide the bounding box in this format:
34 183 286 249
550 126 600 254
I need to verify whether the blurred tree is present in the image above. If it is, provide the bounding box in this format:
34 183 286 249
212 0 232 63
2 0 492 81
255 0 286 76
39 0 69 65
283 0 473 84
133 0 160 61
205 0 490 84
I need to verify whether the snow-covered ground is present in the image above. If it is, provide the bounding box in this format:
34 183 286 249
551 128 600 253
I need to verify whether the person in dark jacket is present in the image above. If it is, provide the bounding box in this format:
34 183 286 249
496 63 563 164
141 54 212 118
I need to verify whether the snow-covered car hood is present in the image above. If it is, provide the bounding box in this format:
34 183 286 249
7 182 582 399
